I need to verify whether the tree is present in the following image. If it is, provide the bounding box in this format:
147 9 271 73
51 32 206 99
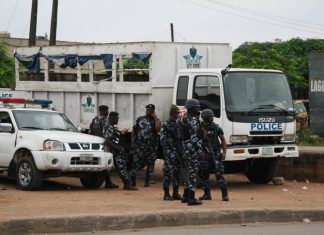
0 43 15 88
233 38 324 99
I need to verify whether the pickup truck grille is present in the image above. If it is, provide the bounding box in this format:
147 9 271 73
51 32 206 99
68 143 102 150
70 157 100 165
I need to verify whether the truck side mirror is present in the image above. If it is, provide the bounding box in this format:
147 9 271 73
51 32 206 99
221 64 232 76
0 123 13 133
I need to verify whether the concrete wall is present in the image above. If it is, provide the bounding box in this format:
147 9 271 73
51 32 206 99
276 146 324 182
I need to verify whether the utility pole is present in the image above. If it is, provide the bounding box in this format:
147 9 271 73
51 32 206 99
170 23 174 42
49 0 58 46
28 0 38 46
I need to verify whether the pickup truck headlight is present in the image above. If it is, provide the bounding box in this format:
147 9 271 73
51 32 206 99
281 134 295 142
43 140 65 151
229 135 249 144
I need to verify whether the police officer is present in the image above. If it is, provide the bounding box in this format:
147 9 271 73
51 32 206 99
103 112 137 190
89 105 119 189
199 109 229 201
130 104 161 187
160 105 183 201
179 99 203 206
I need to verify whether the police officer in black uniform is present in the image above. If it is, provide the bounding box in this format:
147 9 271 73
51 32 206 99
103 112 137 190
130 104 161 187
199 109 229 201
89 105 119 188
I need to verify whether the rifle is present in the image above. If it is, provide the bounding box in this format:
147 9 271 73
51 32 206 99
202 126 217 173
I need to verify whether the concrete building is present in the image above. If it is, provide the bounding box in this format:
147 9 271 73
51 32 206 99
0 31 85 54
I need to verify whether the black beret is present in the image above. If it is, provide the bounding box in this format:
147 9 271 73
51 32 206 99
145 104 155 110
99 105 108 111
109 111 119 117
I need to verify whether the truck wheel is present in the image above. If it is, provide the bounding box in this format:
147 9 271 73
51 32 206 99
244 158 278 184
80 173 105 189
16 154 43 190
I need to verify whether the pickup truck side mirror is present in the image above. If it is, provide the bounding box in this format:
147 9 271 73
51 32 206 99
0 123 13 133
77 127 89 134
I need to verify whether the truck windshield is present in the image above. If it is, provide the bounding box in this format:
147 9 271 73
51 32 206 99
223 72 293 112
13 110 78 132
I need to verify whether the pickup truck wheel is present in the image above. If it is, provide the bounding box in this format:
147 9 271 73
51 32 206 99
80 173 105 189
16 155 43 190
244 158 278 184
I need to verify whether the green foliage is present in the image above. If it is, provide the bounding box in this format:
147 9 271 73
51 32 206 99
233 38 324 97
123 58 148 69
0 43 15 88
298 131 324 146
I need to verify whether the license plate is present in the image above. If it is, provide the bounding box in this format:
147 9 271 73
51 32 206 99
80 153 93 161
262 147 273 156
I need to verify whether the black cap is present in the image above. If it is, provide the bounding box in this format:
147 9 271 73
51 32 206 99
145 104 155 110
109 111 119 118
99 105 108 111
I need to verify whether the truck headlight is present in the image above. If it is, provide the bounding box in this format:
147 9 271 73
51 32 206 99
229 135 249 144
43 140 65 151
281 134 295 142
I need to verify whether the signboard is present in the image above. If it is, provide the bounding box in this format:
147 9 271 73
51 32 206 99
309 51 324 137
81 94 96 127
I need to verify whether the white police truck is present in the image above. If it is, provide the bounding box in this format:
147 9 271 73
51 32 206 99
11 42 298 183
174 66 298 183
0 98 113 190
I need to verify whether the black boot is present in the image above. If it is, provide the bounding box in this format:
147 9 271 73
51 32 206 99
172 185 182 200
131 176 136 187
105 176 119 188
199 188 212 200
181 188 188 203
123 179 138 190
163 187 173 201
144 177 150 187
221 187 229 201
187 190 203 206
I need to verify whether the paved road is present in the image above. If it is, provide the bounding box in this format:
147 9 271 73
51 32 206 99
1 160 324 234
53 222 324 235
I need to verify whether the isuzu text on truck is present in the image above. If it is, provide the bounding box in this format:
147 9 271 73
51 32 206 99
11 42 298 184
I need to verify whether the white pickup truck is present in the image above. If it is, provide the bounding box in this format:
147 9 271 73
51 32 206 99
0 98 113 190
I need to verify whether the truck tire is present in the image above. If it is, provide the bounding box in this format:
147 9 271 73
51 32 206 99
80 172 105 189
244 158 278 184
16 154 43 190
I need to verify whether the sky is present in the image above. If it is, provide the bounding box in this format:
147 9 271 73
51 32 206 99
0 0 323 49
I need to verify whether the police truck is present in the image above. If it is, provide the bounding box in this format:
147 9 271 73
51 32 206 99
11 42 298 184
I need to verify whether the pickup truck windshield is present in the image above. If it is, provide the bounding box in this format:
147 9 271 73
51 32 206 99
13 110 78 132
223 72 293 112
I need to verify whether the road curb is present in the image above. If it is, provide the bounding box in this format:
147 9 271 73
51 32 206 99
276 147 324 182
1 208 324 234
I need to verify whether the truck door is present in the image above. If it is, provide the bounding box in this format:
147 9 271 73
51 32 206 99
192 75 221 123
0 111 16 166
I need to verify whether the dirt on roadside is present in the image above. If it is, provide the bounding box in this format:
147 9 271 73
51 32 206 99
0 160 323 221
